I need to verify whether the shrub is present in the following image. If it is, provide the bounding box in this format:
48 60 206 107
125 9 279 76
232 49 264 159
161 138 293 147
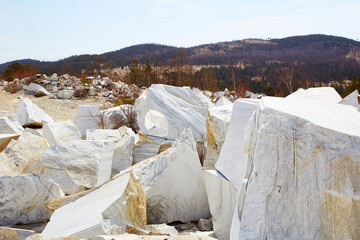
4 83 23 94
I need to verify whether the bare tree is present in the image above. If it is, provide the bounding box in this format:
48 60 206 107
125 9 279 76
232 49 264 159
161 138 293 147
277 66 295 94
90 105 139 132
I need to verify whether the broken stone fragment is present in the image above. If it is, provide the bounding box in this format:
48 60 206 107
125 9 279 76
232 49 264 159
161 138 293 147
118 128 211 224
0 227 34 240
57 90 75 99
42 140 114 194
0 131 48 176
203 103 233 169
16 97 54 127
41 171 146 239
132 133 173 164
92 234 216 240
203 170 244 240
0 173 64 225
215 98 260 189
0 116 23 152
215 96 232 107
197 218 213 232
42 121 81 146
339 89 360 108
25 83 50 97
87 127 135 176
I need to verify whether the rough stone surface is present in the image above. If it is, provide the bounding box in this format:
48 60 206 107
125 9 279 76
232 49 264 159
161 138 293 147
41 172 146 239
16 98 54 127
0 117 23 135
87 127 135 176
75 105 100 137
25 83 50 97
57 90 75 99
141 224 178 235
93 234 216 240
0 227 34 240
120 128 211 224
238 96 360 240
215 99 260 189
133 134 173 164
0 131 48 176
0 117 23 152
42 121 81 146
42 140 114 194
135 84 214 142
197 219 213 231
204 104 233 169
0 173 64 225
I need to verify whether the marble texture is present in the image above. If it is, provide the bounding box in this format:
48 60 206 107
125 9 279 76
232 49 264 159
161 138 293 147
0 117 23 152
41 171 146 239
203 170 240 240
87 127 135 176
42 140 114 194
204 103 233 168
118 128 211 224
42 121 81 146
16 98 54 127
135 84 214 142
0 131 48 176
214 98 260 189
238 95 360 239
0 173 64 225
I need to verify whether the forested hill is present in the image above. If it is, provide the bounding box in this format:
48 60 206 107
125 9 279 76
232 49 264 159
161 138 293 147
1 34 360 95
1 34 359 73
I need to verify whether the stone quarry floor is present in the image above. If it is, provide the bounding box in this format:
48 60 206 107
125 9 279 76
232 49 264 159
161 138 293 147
0 87 111 122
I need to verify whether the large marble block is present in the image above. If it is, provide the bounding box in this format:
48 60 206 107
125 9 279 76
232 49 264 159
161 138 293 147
42 140 114 194
135 84 214 142
0 173 64 225
42 172 146 238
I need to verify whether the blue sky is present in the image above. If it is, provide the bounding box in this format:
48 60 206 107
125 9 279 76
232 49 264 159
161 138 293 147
0 0 359 64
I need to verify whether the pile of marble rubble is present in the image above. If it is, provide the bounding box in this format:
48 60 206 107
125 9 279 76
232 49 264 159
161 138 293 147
1 84 359 240
1 73 142 104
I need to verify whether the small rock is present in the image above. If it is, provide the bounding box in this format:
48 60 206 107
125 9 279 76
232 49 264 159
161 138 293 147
197 218 213 231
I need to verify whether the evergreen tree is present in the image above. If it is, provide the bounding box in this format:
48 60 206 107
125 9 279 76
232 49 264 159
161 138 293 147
266 84 276 96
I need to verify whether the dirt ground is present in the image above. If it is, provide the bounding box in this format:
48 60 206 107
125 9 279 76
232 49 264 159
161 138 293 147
0 87 112 122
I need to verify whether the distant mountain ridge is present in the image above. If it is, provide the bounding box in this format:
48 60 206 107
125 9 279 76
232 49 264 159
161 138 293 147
1 34 360 84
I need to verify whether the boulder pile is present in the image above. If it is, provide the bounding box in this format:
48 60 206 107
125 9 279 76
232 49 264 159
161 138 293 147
0 83 359 240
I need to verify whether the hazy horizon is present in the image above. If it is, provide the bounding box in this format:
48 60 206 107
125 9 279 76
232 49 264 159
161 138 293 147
1 0 359 64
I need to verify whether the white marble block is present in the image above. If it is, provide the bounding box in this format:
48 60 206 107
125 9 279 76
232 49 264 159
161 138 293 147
135 84 214 142
119 128 211 224
0 173 64 225
0 131 48 176
42 121 82 146
16 98 54 127
42 140 114 194
238 95 360 239
41 171 146 239
87 127 135 176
